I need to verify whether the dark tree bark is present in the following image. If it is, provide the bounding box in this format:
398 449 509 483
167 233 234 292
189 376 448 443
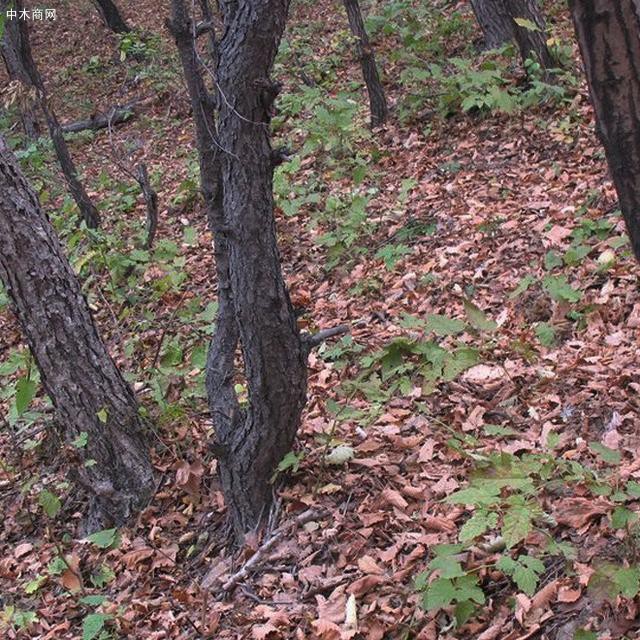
1 0 101 229
0 136 154 530
92 0 131 33
170 0 308 539
504 0 554 73
343 0 388 127
570 0 640 261
0 17 40 139
469 0 514 50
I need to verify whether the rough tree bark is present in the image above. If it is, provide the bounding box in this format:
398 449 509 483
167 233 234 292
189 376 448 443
0 136 154 530
504 0 554 73
469 0 514 50
343 0 388 127
0 17 40 139
170 0 309 539
92 0 131 33
569 0 640 261
1 0 101 229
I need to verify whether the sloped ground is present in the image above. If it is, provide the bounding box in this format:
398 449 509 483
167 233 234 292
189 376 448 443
2 1 640 638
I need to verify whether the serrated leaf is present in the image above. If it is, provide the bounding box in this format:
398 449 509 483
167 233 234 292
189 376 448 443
425 314 466 336
445 486 500 507
459 512 495 542
543 275 582 303
463 299 497 332
86 528 118 549
82 613 110 640
454 599 475 626
72 432 88 449
496 555 518 574
502 504 532 548
38 490 61 518
428 555 466 579
24 575 46 594
455 574 485 604
513 564 538 596
535 322 556 347
423 578 456 610
510 275 535 299
79 595 107 606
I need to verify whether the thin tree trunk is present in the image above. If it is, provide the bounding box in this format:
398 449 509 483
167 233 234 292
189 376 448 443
343 0 388 127
0 136 154 530
215 0 308 537
0 16 40 139
504 0 554 73
168 0 241 530
569 0 640 261
2 0 101 229
92 0 131 33
469 0 514 50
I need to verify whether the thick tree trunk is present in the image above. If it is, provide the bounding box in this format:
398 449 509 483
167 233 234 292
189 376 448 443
170 0 307 538
504 0 554 73
343 0 388 127
469 0 514 49
0 136 154 530
1 0 101 229
215 0 307 537
0 17 40 139
570 0 640 261
92 0 131 33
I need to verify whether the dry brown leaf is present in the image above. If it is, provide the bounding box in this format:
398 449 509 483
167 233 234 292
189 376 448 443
347 574 384 596
381 488 409 509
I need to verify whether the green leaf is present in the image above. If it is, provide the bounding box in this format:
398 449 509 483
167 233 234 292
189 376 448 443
459 511 496 542
182 226 197 246
96 408 108 424
423 578 456 610
535 322 556 347
513 564 538 596
90 564 115 588
38 490 61 518
509 275 535 299
445 486 500 507
496 555 518 574
15 377 37 416
573 631 597 640
627 481 640 498
79 595 108 607
455 574 485 604
544 251 563 270
502 504 532 548
543 275 582 303
425 314 466 336
86 528 118 549
454 599 476 626
611 506 638 529
613 566 640 598
428 556 466 579
47 556 67 576
275 451 303 474
24 575 46 594
82 613 111 640
589 442 621 465
72 432 88 449
463 299 497 332
483 424 518 437
514 17 540 31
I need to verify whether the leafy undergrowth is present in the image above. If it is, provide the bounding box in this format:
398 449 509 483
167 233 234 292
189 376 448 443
2 0 640 638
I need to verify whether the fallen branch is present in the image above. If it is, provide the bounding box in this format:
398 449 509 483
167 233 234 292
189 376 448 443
61 103 136 134
302 324 350 351
206 509 326 595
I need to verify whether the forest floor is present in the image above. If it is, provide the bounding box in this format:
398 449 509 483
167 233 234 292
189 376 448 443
2 0 640 639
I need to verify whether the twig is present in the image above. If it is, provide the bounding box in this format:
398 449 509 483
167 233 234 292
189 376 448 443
134 163 159 249
302 324 350 350
209 509 326 595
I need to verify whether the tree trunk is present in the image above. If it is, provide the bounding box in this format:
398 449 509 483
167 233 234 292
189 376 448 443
569 0 640 261
170 0 307 539
504 0 554 73
0 16 40 139
92 0 131 33
0 136 154 530
1 0 101 229
469 0 514 50
343 0 388 127
215 0 307 537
